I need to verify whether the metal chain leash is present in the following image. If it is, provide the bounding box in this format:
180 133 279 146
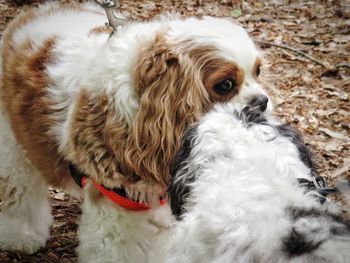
94 0 128 34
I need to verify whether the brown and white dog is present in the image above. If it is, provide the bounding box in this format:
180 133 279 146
0 2 270 261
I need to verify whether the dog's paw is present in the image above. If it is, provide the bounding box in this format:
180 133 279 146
0 234 45 254
0 215 48 254
248 94 269 112
239 106 267 125
236 95 270 125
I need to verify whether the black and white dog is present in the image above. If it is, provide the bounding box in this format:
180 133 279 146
168 97 350 263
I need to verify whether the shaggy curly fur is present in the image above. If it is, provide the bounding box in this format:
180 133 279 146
168 101 350 263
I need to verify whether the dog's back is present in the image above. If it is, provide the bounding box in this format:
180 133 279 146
2 2 106 47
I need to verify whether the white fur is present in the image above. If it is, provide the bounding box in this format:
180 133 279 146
77 182 173 263
0 106 52 254
167 103 350 263
13 3 106 46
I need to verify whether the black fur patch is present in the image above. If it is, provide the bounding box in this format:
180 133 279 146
276 124 318 176
237 98 268 125
284 206 350 257
249 94 269 112
288 206 349 226
283 227 322 256
168 125 198 220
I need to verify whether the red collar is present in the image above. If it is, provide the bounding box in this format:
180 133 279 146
70 164 166 211
82 177 166 211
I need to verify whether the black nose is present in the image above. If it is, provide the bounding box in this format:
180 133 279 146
249 95 269 112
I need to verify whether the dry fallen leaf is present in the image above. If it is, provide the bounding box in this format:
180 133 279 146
53 192 66 201
319 127 349 142
331 158 350 178
47 252 59 261
324 139 344 152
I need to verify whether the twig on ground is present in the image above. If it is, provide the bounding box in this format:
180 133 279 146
255 40 329 68
335 63 350 69
55 243 78 252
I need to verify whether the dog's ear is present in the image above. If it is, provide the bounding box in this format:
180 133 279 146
168 126 198 219
124 35 207 187
65 91 134 188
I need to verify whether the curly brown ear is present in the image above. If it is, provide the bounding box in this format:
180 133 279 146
125 35 209 187
66 91 134 188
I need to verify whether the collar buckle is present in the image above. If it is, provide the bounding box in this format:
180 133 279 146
298 176 338 203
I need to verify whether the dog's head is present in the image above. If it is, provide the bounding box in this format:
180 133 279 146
124 16 271 187
57 15 271 193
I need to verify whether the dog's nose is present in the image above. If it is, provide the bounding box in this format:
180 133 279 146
249 95 269 112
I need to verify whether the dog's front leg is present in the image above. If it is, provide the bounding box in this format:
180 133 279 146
77 181 173 263
0 111 53 254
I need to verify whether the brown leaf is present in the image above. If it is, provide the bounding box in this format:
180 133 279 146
47 252 59 261
319 127 349 141
53 192 66 201
324 139 344 152
331 158 350 178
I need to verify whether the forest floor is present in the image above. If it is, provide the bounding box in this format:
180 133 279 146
0 0 349 262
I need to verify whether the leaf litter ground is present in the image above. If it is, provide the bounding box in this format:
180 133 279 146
0 0 349 262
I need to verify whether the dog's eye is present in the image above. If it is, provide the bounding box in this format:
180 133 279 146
256 66 261 77
213 79 237 96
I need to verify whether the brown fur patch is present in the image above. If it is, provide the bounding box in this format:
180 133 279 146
88 25 113 36
188 47 244 102
253 57 262 79
1 10 36 66
202 60 243 102
1 35 70 187
66 91 138 189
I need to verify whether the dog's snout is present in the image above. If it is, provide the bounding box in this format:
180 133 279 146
249 95 269 112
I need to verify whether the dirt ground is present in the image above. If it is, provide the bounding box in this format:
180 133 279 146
0 0 349 262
